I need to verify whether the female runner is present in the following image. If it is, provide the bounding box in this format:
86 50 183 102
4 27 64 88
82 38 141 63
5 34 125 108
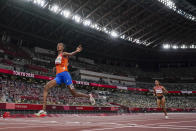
153 80 168 119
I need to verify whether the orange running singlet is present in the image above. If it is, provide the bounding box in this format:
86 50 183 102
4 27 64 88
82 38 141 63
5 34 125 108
55 53 69 74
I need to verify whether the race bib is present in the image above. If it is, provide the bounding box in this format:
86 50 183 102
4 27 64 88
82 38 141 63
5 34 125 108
156 89 163 93
55 56 62 64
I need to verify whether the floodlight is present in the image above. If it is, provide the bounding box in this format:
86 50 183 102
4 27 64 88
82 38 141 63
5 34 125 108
102 27 109 33
190 45 194 48
127 37 132 41
172 45 178 49
50 5 60 13
73 15 81 23
95 25 101 31
33 0 45 7
163 44 170 49
90 23 96 28
157 0 195 22
135 39 140 44
110 31 118 38
83 19 91 26
181 45 188 49
61 10 71 18
120 35 125 39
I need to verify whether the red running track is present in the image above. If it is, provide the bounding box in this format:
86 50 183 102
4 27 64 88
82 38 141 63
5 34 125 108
0 113 196 131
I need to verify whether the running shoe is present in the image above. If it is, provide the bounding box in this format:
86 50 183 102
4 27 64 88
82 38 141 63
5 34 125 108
165 115 169 119
35 110 47 117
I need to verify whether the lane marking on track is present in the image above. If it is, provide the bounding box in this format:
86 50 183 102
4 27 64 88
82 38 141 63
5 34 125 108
160 125 196 128
1 113 196 131
82 124 196 131
0 125 66 130
0 122 63 126
1 119 58 123
145 120 196 126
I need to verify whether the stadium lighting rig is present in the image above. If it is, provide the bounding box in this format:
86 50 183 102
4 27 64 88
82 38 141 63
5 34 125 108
32 0 46 7
49 4 60 13
72 15 82 23
163 44 170 49
60 10 71 18
157 0 196 22
172 45 178 49
83 19 91 26
163 44 196 49
120 35 125 39
24 0 155 46
110 31 119 38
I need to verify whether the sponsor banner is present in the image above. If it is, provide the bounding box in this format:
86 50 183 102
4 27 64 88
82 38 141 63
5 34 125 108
73 106 94 111
6 103 15 109
127 88 138 91
73 80 90 86
181 91 188 94
93 107 113 111
129 107 194 112
0 103 6 109
0 68 54 80
1 103 119 111
90 83 117 89
34 74 54 80
111 107 120 111
117 86 127 90
129 108 141 111
168 91 181 94
137 88 149 92
15 104 42 110
0 68 13 75
168 108 184 112
146 108 162 111
128 88 149 92
46 105 64 111
181 91 193 94
13 71 34 78
191 108 196 111
63 106 70 110
1 103 195 112
192 91 196 93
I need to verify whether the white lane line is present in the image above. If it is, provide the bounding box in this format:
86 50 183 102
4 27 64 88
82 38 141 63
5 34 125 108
145 120 196 126
0 122 63 127
161 125 196 128
82 124 196 131
0 125 63 130
2 119 58 123
138 125 196 131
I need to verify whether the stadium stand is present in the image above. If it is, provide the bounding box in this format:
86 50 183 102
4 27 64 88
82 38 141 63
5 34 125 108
0 73 196 110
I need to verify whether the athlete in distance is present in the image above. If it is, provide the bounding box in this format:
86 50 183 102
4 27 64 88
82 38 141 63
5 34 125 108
153 80 168 119
36 43 95 116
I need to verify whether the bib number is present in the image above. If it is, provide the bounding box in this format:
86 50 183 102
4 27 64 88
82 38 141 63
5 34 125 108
55 56 62 64
156 89 163 94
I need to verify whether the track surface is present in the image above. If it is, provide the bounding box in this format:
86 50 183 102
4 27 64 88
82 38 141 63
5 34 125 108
0 113 196 131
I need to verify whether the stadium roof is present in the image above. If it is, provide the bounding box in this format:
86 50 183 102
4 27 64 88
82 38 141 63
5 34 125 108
0 0 196 49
